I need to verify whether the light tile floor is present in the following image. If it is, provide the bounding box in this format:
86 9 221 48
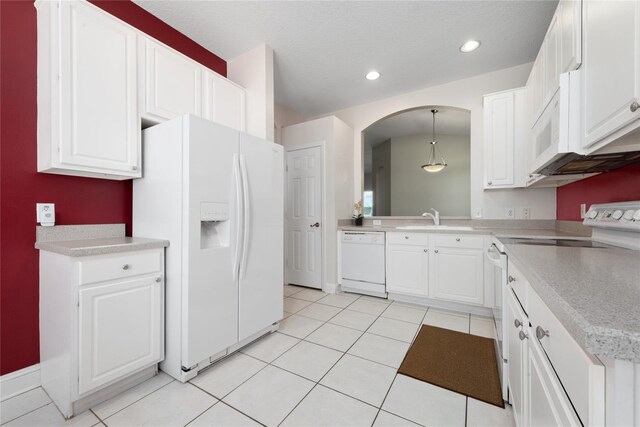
1 285 514 427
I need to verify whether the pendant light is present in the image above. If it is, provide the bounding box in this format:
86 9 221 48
421 109 447 173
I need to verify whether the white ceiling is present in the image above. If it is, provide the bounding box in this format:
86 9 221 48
133 0 557 117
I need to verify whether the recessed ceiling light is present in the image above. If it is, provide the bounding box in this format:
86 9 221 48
366 71 380 80
460 40 481 53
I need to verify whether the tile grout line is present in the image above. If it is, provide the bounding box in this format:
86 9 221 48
96 378 176 424
0 401 54 426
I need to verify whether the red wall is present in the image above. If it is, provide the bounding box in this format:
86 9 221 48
0 0 226 376
557 164 640 221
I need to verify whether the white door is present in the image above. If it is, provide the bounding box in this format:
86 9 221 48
386 244 429 297
430 247 484 305
59 1 139 175
286 147 322 289
182 116 240 368
238 135 284 340
142 39 202 123
582 0 640 148
78 276 163 395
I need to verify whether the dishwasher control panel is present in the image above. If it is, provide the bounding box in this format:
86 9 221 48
342 232 385 244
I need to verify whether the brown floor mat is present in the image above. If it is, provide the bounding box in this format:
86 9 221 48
398 324 504 408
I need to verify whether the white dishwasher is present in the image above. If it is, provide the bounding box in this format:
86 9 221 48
340 231 386 298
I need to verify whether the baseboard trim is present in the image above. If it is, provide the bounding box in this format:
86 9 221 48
0 364 41 401
323 282 338 294
387 293 493 317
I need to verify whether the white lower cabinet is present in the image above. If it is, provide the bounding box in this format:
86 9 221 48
39 248 165 418
429 235 484 305
506 260 603 427
386 242 429 297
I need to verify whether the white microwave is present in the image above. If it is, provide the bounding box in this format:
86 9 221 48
530 71 583 175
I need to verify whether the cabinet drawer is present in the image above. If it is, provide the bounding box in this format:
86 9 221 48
528 287 605 426
386 232 428 246
507 260 528 313
79 250 162 285
433 234 484 249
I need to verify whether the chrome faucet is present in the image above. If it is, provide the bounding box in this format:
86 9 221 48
422 208 440 225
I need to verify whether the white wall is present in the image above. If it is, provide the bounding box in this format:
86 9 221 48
228 44 275 141
390 134 470 216
316 62 557 219
275 103 306 144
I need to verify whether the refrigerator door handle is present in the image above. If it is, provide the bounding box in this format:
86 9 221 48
239 154 250 279
233 154 243 282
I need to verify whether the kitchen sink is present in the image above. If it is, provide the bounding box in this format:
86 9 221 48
395 225 474 231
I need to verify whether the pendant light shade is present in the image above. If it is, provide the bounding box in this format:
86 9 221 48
420 109 447 173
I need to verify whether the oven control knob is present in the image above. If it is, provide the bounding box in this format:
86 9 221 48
623 210 634 221
634 210 640 221
587 210 598 219
612 209 624 220
603 210 612 218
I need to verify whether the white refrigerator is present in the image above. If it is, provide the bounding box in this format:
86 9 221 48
134 114 284 382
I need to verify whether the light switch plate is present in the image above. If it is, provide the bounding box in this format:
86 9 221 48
372 219 382 226
37 203 55 226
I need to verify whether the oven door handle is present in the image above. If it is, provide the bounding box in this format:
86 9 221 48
486 244 504 267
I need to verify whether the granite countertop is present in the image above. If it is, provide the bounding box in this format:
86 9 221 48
505 244 640 363
338 225 587 239
35 236 169 257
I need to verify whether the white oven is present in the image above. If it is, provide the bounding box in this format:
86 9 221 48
486 239 509 401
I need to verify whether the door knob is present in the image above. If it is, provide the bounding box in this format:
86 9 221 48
310 222 320 228
631 101 639 113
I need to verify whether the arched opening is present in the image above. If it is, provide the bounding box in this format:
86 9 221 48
362 106 471 217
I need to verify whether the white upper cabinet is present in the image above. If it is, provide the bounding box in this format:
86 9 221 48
203 70 246 131
141 39 202 123
558 0 582 74
483 88 527 189
581 0 640 149
543 14 560 102
527 50 545 129
37 0 140 180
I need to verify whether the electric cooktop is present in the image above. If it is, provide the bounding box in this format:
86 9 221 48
499 238 617 249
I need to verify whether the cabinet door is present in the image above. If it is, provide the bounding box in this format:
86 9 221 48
543 14 560 102
484 92 515 188
78 275 163 395
527 338 581 426
559 0 582 73
582 0 640 148
527 49 546 129
142 39 202 122
58 1 139 176
507 290 527 427
203 71 246 131
430 247 483 305
386 244 428 297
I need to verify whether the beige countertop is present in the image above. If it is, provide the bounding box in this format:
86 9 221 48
35 236 169 257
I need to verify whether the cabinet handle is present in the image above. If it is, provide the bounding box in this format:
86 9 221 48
519 330 529 341
155 276 162 283
488 181 492 186
456 238 460 242
132 165 138 171
508 275 516 283
514 319 522 328
631 101 640 113
434 249 439 253
122 264 130 270
423 249 428 253
535 326 549 340
405 236 409 239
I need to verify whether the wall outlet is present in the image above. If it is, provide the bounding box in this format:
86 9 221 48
372 219 382 226
506 207 516 219
36 203 55 226
473 208 483 218
522 207 531 219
